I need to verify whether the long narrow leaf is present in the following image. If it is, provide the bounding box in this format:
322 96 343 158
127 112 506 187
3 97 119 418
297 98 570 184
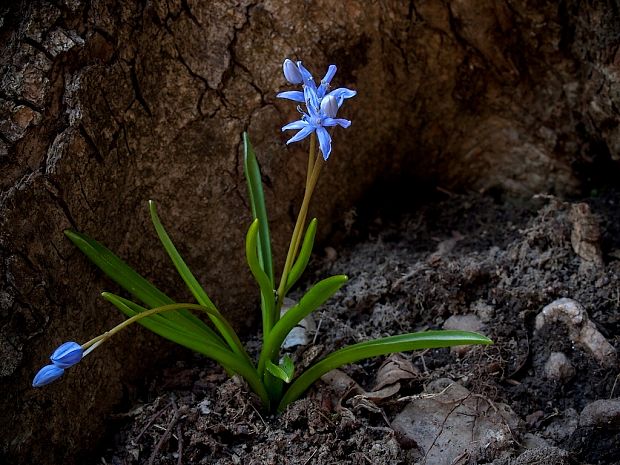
102 292 269 407
258 275 347 375
278 330 493 411
246 219 276 335
243 132 273 284
65 230 226 347
285 218 317 294
149 201 250 362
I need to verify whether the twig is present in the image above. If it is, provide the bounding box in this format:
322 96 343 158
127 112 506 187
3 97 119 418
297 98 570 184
395 381 456 403
422 394 469 464
176 424 183 465
610 373 620 399
136 400 173 443
302 447 319 465
312 316 323 345
250 402 267 428
147 399 180 465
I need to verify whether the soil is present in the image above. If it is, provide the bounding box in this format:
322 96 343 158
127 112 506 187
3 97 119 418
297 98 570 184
94 189 620 465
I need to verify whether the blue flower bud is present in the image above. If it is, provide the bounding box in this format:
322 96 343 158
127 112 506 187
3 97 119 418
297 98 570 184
283 59 303 84
320 95 338 118
50 341 83 369
33 364 65 387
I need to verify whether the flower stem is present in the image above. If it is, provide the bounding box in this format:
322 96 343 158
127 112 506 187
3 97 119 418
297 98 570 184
276 137 324 316
81 303 211 350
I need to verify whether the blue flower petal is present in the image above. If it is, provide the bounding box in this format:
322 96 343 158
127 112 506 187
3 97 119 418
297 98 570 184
318 65 337 98
323 117 351 128
320 95 339 118
297 62 316 90
322 65 337 85
316 126 332 160
33 364 64 387
328 88 357 107
276 91 305 102
286 125 315 145
283 59 303 84
282 120 309 131
304 85 320 115
50 341 83 369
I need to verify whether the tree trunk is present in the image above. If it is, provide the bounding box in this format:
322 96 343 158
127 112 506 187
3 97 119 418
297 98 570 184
1 0 619 463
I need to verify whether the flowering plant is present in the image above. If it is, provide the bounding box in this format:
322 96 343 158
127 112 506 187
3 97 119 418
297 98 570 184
33 59 491 412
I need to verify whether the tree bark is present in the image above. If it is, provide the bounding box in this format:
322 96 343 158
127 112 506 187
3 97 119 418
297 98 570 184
1 0 619 463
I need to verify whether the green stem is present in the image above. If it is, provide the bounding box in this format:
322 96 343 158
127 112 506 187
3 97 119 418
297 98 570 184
276 145 323 316
80 302 270 407
81 303 217 349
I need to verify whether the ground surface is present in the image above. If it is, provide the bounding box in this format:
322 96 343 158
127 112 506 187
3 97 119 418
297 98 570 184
96 190 620 465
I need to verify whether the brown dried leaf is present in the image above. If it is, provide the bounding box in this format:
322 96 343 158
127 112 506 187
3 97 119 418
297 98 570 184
373 354 419 391
321 369 364 398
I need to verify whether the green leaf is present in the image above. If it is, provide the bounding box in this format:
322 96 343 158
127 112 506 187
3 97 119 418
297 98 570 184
266 355 295 383
277 330 493 411
243 132 273 285
246 219 276 335
102 292 270 408
149 201 250 362
64 229 226 348
285 218 317 294
258 274 347 375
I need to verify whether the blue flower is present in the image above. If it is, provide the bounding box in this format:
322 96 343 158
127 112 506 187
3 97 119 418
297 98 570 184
282 59 303 84
277 60 356 160
33 364 65 387
50 341 83 369
277 61 356 107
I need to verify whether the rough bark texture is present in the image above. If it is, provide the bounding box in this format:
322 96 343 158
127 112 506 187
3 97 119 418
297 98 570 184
1 0 619 463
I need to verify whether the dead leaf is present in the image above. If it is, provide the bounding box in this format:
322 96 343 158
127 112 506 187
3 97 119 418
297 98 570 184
321 369 363 398
373 354 419 391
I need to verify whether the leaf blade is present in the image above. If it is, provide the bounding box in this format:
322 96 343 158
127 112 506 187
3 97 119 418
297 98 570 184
148 201 249 361
259 274 347 375
266 355 294 383
285 218 317 294
65 229 224 345
278 330 493 411
102 292 269 407
243 132 274 284
246 219 276 336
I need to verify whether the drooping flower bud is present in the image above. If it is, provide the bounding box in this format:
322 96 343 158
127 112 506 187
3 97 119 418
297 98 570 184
320 95 338 118
33 364 65 387
282 59 303 84
50 341 83 369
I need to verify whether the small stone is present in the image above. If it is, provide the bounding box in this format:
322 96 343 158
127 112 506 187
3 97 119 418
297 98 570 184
472 300 495 322
324 246 338 262
543 408 578 442
579 398 620 427
535 298 617 367
280 298 316 349
443 314 483 332
544 352 575 381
